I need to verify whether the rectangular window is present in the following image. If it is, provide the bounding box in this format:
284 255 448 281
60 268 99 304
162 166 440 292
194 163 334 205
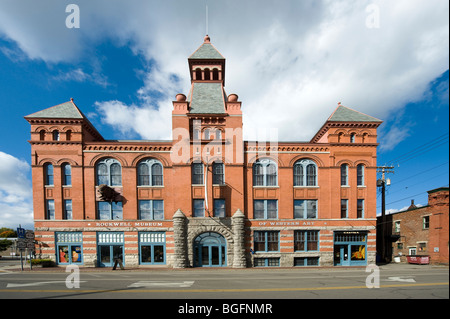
341 165 348 186
294 200 317 219
394 221 401 232
97 202 123 220
254 231 279 252
422 216 430 229
212 163 224 185
294 257 319 267
357 199 364 219
193 199 205 217
253 200 278 219
213 199 225 217
192 163 204 185
341 199 348 218
357 165 364 186
56 232 82 264
64 199 72 220
254 258 280 267
63 164 71 186
418 242 427 252
139 232 166 264
46 199 55 220
294 230 319 251
139 200 164 220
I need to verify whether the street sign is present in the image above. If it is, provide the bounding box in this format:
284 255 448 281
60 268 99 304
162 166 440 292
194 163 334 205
17 241 27 250
25 230 34 239
17 228 26 239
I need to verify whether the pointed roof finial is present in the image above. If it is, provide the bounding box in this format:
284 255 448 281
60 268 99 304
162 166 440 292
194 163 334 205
204 35 211 43
338 102 341 106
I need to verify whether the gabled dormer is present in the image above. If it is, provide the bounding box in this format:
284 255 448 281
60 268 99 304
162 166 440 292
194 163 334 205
24 98 104 144
311 103 382 144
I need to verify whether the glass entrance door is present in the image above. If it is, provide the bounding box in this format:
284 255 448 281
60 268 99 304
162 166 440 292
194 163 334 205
98 245 123 267
194 232 227 267
334 245 349 266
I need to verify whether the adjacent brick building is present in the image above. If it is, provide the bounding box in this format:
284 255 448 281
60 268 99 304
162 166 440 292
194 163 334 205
380 187 449 264
25 36 383 268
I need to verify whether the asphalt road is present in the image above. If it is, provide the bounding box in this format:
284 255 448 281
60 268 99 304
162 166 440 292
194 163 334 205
0 260 448 301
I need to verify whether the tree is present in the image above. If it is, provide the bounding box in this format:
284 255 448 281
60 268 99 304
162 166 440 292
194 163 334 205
0 239 13 252
0 228 17 238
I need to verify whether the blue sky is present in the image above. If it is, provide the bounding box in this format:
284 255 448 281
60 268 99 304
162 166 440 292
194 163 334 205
0 0 448 229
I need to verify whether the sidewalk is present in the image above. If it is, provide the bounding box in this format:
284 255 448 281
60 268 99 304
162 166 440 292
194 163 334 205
1 259 448 273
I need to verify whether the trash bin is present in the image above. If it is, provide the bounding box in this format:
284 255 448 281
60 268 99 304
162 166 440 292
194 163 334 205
406 255 430 264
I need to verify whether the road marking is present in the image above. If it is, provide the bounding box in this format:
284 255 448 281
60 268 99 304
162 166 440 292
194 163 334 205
387 277 416 283
6 281 87 288
128 281 194 288
0 282 447 294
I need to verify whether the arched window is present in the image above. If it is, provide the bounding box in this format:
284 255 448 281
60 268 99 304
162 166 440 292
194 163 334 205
39 130 45 141
350 133 356 143
62 163 71 186
193 129 200 140
357 164 365 186
204 68 211 80
341 164 349 186
44 163 54 186
195 68 202 81
66 130 72 141
215 129 222 140
294 159 317 186
96 158 122 186
204 128 210 140
212 69 219 80
137 159 163 186
362 133 368 143
52 130 60 141
212 162 224 185
253 159 277 186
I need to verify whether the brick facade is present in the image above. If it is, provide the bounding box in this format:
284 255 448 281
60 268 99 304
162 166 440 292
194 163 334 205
381 187 449 264
25 36 382 268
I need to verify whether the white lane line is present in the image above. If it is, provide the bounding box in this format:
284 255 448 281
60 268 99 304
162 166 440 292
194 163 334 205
128 281 195 288
7 281 87 288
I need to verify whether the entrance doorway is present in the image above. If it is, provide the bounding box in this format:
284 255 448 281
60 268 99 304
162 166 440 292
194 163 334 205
99 245 123 267
97 232 124 267
334 231 367 266
194 232 227 267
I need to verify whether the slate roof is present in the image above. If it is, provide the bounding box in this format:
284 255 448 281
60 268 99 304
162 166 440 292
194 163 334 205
25 100 85 119
328 105 382 122
189 42 225 60
189 82 226 114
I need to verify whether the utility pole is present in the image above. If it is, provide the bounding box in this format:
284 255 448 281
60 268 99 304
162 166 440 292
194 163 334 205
377 166 394 263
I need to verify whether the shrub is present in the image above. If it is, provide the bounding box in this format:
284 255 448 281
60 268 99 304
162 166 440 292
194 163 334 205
30 259 56 267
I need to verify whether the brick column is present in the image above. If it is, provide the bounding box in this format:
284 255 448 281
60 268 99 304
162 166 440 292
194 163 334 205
172 209 188 268
232 209 247 268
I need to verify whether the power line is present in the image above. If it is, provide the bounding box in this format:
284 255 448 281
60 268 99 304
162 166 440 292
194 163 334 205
393 161 449 185
384 132 448 165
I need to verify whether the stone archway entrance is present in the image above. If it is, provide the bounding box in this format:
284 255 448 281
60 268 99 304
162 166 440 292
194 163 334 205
193 232 227 267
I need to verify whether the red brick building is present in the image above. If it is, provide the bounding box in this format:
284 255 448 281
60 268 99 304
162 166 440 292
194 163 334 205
25 36 382 268
383 187 449 264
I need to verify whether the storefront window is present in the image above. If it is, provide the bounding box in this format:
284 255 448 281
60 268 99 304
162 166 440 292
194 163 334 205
139 232 166 264
334 231 367 266
56 232 83 264
351 245 366 261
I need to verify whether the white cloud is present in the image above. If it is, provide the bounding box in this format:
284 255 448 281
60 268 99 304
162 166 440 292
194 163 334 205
0 0 448 143
0 151 33 229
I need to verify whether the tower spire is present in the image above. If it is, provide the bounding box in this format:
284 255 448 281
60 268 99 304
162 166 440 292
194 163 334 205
206 2 209 36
